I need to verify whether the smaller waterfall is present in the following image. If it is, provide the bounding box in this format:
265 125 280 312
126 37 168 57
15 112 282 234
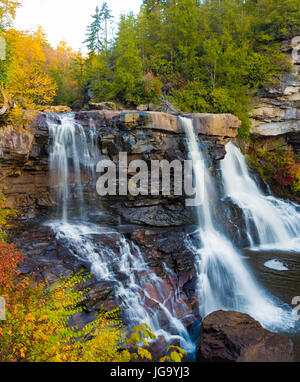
220 142 300 251
48 113 99 222
49 221 195 354
181 117 296 332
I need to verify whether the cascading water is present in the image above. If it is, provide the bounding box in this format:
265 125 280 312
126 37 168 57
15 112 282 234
48 113 98 222
181 117 296 332
47 112 298 356
220 141 300 251
47 113 195 355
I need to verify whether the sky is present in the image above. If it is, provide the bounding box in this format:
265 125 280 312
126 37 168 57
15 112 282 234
14 0 142 52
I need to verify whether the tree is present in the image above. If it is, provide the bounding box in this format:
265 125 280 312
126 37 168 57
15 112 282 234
0 0 20 28
4 28 57 107
44 40 87 106
84 3 114 54
110 14 144 106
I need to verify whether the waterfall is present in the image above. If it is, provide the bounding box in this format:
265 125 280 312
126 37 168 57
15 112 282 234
48 113 99 222
47 113 195 355
220 141 300 250
181 117 296 332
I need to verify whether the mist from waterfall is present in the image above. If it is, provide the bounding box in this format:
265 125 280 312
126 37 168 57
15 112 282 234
220 141 300 251
181 117 296 332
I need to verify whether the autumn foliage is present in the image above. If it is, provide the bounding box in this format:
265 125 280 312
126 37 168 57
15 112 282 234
248 146 300 196
0 272 131 362
0 242 23 289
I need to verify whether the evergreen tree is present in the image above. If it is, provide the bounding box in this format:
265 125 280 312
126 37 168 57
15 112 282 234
84 3 114 54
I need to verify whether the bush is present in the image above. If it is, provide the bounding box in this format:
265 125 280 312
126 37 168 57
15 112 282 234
0 192 18 242
248 146 300 196
0 242 23 290
0 272 131 362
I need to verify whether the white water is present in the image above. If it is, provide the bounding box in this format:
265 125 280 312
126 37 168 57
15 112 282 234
264 259 289 271
47 114 195 354
221 141 300 251
47 113 298 351
47 220 194 353
48 113 99 222
181 117 296 332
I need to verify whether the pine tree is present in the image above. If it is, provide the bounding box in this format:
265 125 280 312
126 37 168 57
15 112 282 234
84 3 113 54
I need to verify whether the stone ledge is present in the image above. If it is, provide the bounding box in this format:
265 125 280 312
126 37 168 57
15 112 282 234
251 120 300 136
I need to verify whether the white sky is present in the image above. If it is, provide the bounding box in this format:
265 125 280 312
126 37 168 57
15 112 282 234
14 0 142 52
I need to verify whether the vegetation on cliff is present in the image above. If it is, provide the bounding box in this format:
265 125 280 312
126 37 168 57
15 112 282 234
82 0 299 138
248 145 300 199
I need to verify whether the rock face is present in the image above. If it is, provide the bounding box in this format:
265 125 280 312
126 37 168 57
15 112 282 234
251 36 300 152
1 109 240 349
0 110 241 215
197 311 295 362
0 113 53 212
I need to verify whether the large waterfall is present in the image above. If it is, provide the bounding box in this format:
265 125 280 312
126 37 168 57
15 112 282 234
220 141 300 251
48 113 195 355
48 113 98 222
46 113 298 358
181 117 296 332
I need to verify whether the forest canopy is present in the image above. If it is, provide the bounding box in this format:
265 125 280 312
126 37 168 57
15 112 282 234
0 0 299 137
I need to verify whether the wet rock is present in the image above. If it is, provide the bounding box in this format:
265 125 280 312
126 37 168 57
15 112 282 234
130 229 196 275
196 310 295 362
68 311 98 332
85 281 117 311
121 204 195 227
149 335 168 362
1 108 241 216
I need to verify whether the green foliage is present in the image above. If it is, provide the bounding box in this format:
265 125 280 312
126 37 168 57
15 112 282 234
160 345 187 363
0 191 18 242
126 323 156 361
82 0 298 137
126 323 187 362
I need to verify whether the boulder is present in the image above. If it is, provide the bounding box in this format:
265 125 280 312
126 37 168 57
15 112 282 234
137 104 149 111
42 105 72 113
88 101 117 111
85 281 118 312
196 310 295 362
184 113 241 138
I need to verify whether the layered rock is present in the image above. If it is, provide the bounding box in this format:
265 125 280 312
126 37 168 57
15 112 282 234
250 36 300 152
197 310 295 362
0 114 53 212
0 110 241 215
1 109 240 349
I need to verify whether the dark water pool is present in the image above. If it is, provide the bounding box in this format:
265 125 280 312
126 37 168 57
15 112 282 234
245 249 300 361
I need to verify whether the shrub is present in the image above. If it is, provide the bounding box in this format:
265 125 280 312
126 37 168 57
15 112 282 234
0 191 18 242
0 242 23 290
248 146 300 196
0 272 130 362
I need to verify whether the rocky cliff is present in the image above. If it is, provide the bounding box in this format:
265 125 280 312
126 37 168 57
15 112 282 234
0 110 241 219
250 36 300 152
